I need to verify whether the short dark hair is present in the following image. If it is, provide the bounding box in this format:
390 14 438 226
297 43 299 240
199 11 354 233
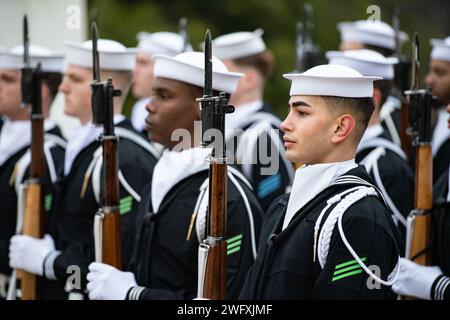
189 84 203 100
373 79 393 107
41 72 63 101
321 96 375 142
363 44 394 58
232 50 275 79
188 85 221 101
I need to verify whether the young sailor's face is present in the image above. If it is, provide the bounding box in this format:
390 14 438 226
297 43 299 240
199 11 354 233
426 60 450 104
281 95 336 165
146 77 200 149
338 42 365 52
0 69 21 116
132 52 154 98
59 65 92 123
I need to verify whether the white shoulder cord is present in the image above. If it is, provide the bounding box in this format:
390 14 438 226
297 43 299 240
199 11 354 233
115 127 161 160
228 166 253 190
194 170 258 260
44 133 67 149
13 136 66 195
358 138 407 161
235 123 265 180
90 128 161 203
43 133 67 183
313 186 363 262
317 186 399 286
91 151 142 204
384 114 402 147
43 142 57 183
14 150 31 195
118 170 142 202
227 172 258 259
379 97 401 147
361 147 407 227
371 153 407 227
91 150 103 204
194 179 209 244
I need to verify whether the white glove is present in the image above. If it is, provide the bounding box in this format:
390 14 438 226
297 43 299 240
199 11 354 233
392 258 443 300
86 262 137 300
9 234 55 276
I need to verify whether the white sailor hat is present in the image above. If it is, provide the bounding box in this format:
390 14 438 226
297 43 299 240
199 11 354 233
284 64 381 98
64 39 136 71
430 36 450 62
153 51 243 93
326 49 398 79
338 20 408 51
137 31 192 57
207 29 266 60
0 44 64 73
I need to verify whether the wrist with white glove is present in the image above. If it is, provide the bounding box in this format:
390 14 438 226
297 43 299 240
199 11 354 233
86 262 138 300
9 234 56 276
392 257 443 300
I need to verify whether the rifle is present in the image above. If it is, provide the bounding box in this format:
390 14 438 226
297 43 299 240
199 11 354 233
197 30 234 300
404 33 433 276
91 22 122 269
294 3 322 72
17 14 45 300
392 8 413 158
178 17 189 53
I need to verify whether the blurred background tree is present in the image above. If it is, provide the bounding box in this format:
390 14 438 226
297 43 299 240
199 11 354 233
88 0 450 118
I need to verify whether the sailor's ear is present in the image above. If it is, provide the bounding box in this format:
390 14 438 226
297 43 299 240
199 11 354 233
331 113 355 144
372 87 383 108
40 81 51 100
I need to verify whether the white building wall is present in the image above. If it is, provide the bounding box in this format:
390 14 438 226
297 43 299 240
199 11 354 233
0 0 88 137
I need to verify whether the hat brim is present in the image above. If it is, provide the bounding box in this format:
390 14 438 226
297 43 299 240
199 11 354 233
64 41 136 71
153 54 243 93
284 73 382 98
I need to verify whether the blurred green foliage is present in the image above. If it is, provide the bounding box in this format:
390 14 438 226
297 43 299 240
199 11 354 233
88 0 449 118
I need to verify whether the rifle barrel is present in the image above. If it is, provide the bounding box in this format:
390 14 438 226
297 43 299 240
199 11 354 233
204 30 212 97
92 22 100 82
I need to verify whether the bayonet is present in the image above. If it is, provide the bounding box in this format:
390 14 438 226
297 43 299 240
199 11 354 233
393 7 401 58
294 3 322 72
92 22 100 83
411 33 420 91
23 15 29 66
179 17 189 53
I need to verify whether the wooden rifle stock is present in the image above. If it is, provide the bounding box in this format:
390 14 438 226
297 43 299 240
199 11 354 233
100 136 122 269
409 145 433 265
202 162 228 299
18 115 45 300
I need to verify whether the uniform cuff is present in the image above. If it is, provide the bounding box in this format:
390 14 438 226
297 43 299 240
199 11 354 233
43 251 61 281
431 275 450 300
126 286 146 300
